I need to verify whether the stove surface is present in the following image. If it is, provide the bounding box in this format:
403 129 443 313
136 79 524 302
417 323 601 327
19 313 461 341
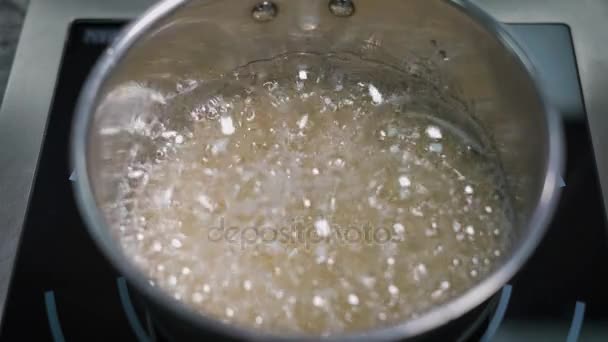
0 1 607 341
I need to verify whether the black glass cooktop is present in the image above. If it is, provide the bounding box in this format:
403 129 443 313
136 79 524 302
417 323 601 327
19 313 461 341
0 22 606 342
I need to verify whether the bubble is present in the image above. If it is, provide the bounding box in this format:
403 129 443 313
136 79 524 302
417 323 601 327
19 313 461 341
220 115 236 135
192 292 203 303
314 219 331 237
425 126 443 139
393 223 405 234
388 285 399 296
313 295 326 307
398 175 411 187
348 294 360 306
368 84 384 104
171 239 183 248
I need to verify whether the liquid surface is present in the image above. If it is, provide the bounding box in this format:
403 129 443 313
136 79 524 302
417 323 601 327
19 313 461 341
102 54 512 335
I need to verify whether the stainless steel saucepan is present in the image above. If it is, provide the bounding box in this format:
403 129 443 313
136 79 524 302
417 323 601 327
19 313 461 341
71 0 564 340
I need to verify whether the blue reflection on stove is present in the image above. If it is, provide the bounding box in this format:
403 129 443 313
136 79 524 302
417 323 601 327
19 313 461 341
117 277 151 342
481 284 512 342
567 301 586 342
44 291 65 342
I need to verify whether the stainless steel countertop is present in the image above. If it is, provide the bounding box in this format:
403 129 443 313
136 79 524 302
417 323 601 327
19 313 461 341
0 0 26 108
1 0 607 324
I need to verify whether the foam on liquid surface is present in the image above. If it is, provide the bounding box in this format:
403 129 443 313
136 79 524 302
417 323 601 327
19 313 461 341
103 53 512 335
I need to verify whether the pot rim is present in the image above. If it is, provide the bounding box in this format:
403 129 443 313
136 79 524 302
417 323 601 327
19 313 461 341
71 0 564 340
